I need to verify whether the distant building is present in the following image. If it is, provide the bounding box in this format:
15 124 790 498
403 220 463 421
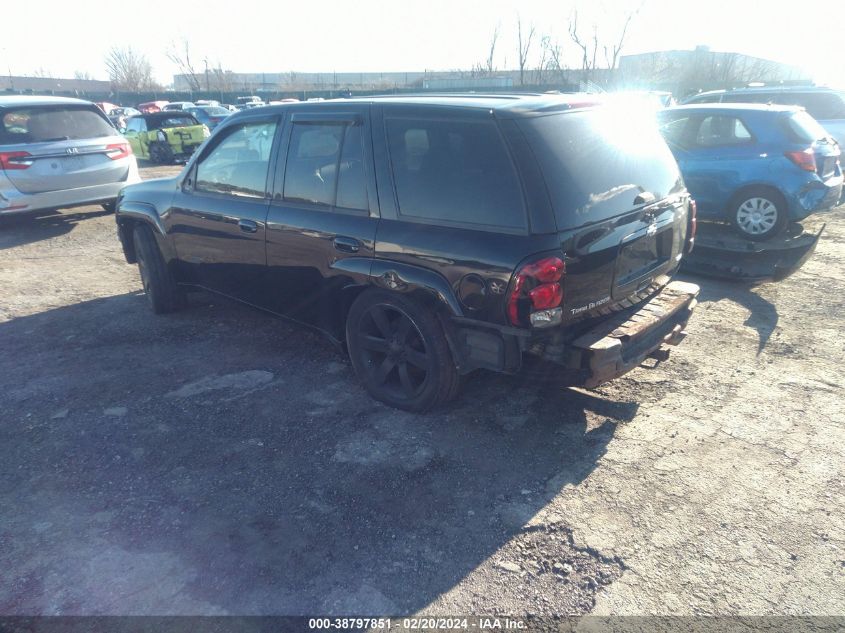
0 75 111 94
618 47 811 95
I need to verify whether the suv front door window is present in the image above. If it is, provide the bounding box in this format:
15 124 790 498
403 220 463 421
170 117 279 299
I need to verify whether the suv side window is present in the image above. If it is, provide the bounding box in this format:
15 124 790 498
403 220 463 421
782 93 845 120
283 122 368 212
195 120 277 198
385 117 526 229
721 92 771 104
694 115 752 147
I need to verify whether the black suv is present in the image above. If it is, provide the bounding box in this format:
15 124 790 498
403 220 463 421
116 94 699 411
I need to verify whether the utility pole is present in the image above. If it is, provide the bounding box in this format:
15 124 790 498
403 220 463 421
203 58 210 93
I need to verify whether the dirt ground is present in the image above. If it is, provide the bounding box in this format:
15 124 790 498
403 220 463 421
0 163 843 617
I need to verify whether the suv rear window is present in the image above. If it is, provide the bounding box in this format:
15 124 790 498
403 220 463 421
724 91 845 119
518 109 682 229
386 118 526 230
158 115 198 128
785 110 830 142
0 105 115 144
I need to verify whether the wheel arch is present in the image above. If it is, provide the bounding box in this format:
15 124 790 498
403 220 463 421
116 202 174 264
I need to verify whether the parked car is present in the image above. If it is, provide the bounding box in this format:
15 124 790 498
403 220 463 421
121 111 209 164
195 100 220 107
114 95 699 411
236 95 263 107
94 101 119 115
186 105 231 130
683 86 845 148
137 101 170 114
658 104 842 240
0 96 139 216
163 101 196 112
108 106 141 130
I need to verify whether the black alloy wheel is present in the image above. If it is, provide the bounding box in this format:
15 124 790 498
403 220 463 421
346 291 459 412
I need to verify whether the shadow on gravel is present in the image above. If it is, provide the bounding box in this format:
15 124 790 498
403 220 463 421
0 207 112 250
0 292 637 615
680 273 779 354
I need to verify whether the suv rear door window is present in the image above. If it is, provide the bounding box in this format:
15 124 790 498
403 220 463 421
385 117 526 229
283 121 368 211
0 105 115 144
518 109 682 229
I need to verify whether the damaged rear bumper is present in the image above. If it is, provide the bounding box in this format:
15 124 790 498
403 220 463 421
530 280 700 387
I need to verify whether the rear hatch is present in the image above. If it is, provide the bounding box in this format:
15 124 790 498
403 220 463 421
784 110 842 180
517 106 689 324
157 114 207 150
0 104 129 194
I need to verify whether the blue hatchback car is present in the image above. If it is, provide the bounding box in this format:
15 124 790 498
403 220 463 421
658 104 842 239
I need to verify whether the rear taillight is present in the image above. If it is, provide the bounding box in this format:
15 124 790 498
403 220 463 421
507 256 565 328
784 148 816 172
686 198 697 254
0 151 33 170
105 142 132 161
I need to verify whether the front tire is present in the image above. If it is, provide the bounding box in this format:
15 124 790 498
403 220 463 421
731 188 787 241
132 224 184 314
346 290 459 412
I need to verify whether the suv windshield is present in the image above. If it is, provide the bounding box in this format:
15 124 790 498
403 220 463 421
0 105 115 144
518 108 682 229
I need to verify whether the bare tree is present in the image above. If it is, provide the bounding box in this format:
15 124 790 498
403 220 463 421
568 11 593 74
517 16 535 86
73 70 93 81
568 3 641 85
167 40 202 92
33 67 51 78
602 9 638 70
104 47 156 91
486 25 500 74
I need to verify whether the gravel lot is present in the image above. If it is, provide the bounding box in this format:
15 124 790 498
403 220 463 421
0 163 843 617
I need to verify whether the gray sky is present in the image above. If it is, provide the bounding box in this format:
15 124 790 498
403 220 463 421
2 0 842 86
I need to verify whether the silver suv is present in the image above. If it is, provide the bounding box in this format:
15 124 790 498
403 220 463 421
0 96 140 216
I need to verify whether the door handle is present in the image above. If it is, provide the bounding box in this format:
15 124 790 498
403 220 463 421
238 219 258 233
333 236 361 253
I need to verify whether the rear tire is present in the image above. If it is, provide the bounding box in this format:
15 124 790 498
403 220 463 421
346 290 459 412
132 224 184 314
102 200 116 213
149 141 175 165
730 187 787 241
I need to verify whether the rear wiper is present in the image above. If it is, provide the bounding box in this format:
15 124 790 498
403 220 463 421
38 136 70 142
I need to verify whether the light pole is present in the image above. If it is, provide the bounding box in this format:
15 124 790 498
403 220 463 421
1 47 13 91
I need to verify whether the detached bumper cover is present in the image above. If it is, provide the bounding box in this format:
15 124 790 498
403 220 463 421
532 280 699 387
682 222 823 282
